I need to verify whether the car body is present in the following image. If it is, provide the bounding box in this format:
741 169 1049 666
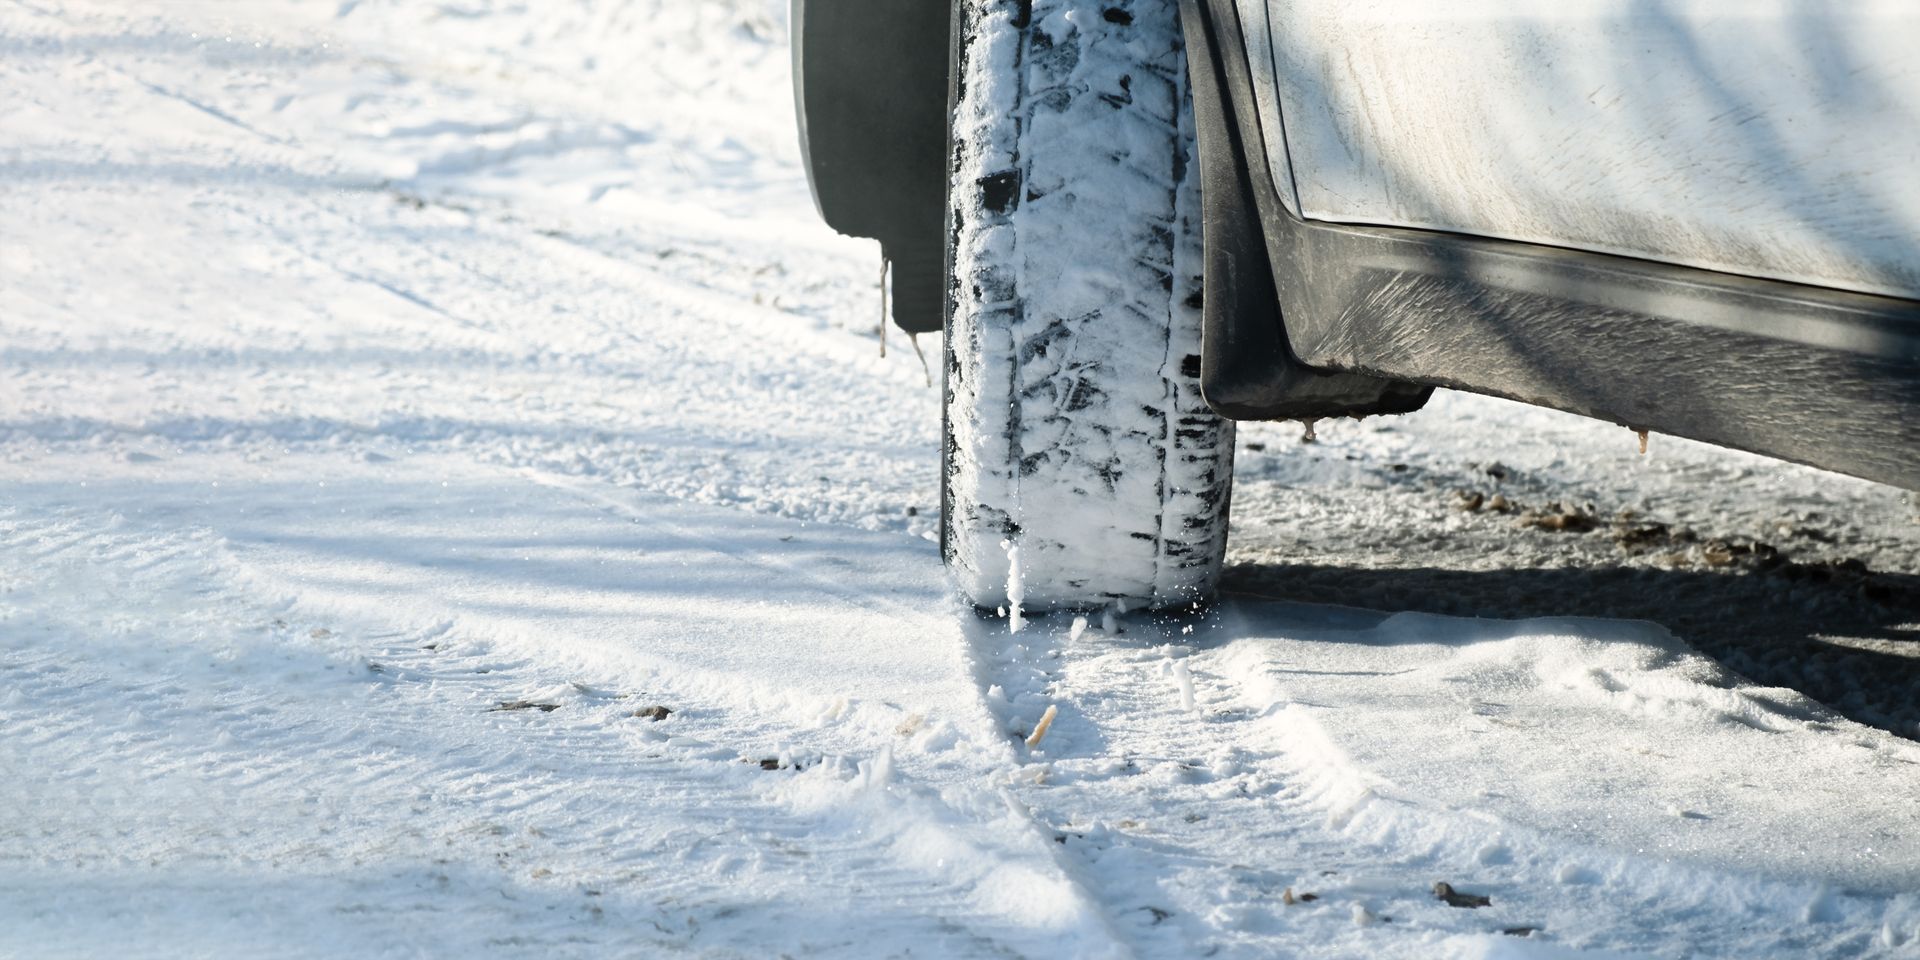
794 0 1920 491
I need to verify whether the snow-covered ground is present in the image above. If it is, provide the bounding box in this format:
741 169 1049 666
2 2 1917 957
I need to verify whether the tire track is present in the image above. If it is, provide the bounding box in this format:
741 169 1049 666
0 469 1125 957
962 602 1918 958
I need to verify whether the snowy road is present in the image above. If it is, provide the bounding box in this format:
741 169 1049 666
2 1 1917 957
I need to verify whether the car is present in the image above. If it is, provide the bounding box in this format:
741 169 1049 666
791 0 1920 612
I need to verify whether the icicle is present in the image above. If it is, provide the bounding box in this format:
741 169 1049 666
1025 704 1058 748
1002 538 1025 633
1636 429 1650 455
908 333 933 387
1301 418 1319 443
878 255 889 358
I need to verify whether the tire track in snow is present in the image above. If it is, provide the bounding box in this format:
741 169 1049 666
964 603 1920 958
0 463 1130 957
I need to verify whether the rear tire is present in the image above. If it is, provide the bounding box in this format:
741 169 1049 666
942 0 1234 610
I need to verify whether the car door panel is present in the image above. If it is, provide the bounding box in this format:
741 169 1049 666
1257 0 1920 300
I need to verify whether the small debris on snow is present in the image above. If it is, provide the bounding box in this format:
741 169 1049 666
1281 887 1319 905
1503 926 1541 937
633 705 672 721
1025 704 1058 749
894 713 923 736
1433 881 1492 908
309 627 333 639
1454 489 1514 514
491 700 560 713
1613 518 1689 554
1519 503 1600 533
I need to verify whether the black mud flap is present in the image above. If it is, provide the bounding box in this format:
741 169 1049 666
1178 0 1432 421
792 0 949 334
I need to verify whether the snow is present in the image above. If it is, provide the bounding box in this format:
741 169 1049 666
2 1 1917 957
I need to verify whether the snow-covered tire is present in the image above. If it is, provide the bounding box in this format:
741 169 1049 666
943 0 1234 611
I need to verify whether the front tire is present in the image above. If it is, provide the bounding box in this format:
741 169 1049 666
942 0 1234 610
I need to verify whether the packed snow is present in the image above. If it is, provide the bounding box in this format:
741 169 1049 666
2 1 1917 958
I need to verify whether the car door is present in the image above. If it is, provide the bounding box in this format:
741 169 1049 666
1240 0 1920 301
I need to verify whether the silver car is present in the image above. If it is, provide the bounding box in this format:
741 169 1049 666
792 0 1920 610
